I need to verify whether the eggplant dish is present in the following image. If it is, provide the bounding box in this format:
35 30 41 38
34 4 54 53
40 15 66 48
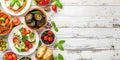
25 9 46 30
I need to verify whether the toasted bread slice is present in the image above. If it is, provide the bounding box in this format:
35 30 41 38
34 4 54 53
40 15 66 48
42 48 53 60
36 45 47 58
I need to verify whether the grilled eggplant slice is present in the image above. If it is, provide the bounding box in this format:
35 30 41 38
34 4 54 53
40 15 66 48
34 14 42 21
25 14 33 23
28 21 35 27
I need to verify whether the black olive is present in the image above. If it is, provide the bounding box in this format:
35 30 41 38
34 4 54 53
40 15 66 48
25 14 33 23
34 14 42 21
28 21 35 27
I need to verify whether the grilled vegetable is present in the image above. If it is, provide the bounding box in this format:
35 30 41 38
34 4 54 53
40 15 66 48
25 14 33 23
34 14 42 21
28 21 35 27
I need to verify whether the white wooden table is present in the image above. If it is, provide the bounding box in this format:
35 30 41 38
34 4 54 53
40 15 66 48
1 0 120 60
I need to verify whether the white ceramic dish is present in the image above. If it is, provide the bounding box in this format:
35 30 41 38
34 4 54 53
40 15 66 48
1 0 32 16
8 25 39 56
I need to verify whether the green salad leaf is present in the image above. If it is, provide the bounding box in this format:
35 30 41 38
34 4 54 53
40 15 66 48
29 32 35 38
22 36 28 42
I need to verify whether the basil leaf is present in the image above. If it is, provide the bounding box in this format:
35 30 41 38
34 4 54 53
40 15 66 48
54 26 59 32
32 39 36 43
55 1 63 9
52 57 57 60
31 11 42 14
59 40 65 44
22 36 28 42
58 54 64 60
54 43 58 49
16 1 21 7
51 21 56 27
29 32 35 38
58 44 64 51
33 0 38 5
38 41 42 46
10 0 16 7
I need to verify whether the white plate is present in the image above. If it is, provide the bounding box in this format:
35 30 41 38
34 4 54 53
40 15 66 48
8 25 39 56
1 0 32 16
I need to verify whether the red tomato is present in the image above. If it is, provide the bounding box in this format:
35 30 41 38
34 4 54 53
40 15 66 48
26 30 31 34
13 37 20 44
44 36 48 41
52 5 57 12
39 1 45 6
48 30 53 36
22 28 26 36
4 19 9 26
5 52 17 60
44 0 49 4
1 27 5 32
12 17 20 26
24 46 29 51
48 37 53 41
25 40 30 46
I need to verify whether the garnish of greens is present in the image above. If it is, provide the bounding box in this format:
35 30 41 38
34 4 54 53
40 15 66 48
54 40 65 51
10 0 22 7
51 0 63 9
52 21 59 32
52 53 64 60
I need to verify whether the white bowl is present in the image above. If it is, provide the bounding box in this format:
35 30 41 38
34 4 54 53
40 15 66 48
1 0 32 16
8 25 39 55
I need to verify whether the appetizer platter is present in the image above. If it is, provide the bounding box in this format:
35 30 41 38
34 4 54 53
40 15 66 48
0 0 64 60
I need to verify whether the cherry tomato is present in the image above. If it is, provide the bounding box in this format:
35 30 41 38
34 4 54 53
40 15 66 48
44 0 49 4
26 30 31 34
22 28 26 36
39 1 45 6
24 46 29 51
44 36 48 41
48 37 53 41
52 5 57 12
12 17 20 26
25 40 31 46
1 27 5 32
48 30 53 36
13 37 20 44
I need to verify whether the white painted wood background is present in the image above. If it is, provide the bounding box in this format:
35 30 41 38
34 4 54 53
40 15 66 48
51 0 120 60
1 0 120 60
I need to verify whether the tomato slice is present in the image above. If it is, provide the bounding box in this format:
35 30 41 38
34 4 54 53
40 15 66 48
13 37 20 44
12 17 20 26
25 30 31 34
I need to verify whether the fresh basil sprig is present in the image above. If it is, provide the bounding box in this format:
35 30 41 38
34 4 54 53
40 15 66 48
38 40 42 46
54 40 65 51
51 0 63 9
51 21 59 32
52 53 64 60
32 0 38 5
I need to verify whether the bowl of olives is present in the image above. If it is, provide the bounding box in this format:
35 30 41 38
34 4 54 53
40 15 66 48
25 7 47 30
0 38 7 52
